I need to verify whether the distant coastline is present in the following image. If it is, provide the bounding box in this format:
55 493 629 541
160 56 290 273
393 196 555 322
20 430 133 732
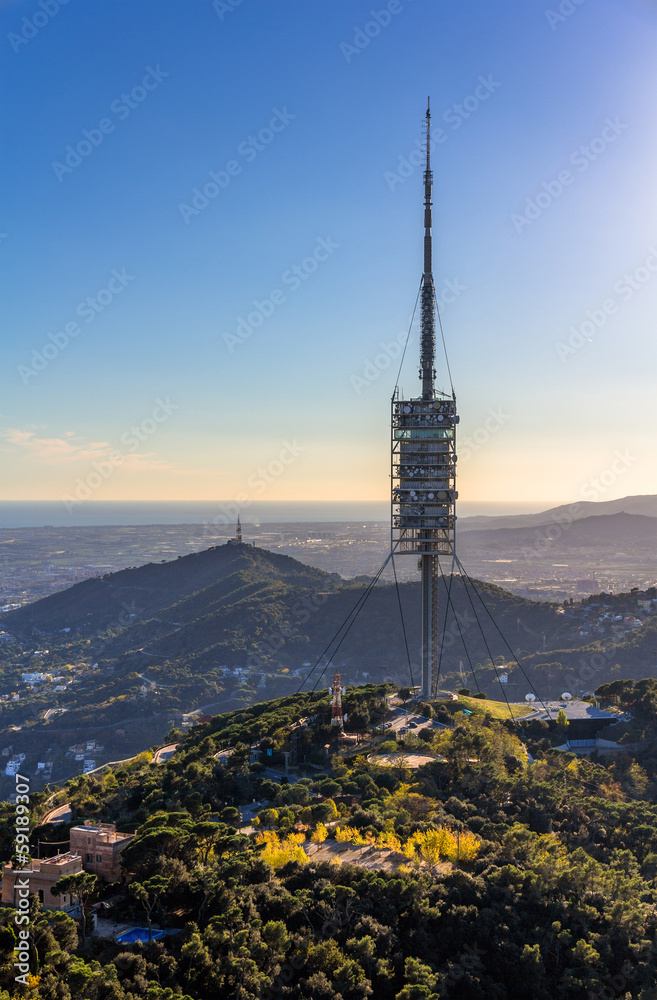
0 500 556 529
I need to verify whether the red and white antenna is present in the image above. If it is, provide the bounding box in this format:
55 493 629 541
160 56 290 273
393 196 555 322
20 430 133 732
329 672 346 728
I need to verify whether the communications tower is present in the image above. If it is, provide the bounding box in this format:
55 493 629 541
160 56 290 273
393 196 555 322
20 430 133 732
391 100 458 698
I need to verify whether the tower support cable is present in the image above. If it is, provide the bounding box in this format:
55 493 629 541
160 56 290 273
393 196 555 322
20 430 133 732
433 555 455 698
296 552 394 696
451 561 517 723
453 554 554 719
391 554 416 693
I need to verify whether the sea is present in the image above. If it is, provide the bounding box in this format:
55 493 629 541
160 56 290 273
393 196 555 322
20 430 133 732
0 500 557 529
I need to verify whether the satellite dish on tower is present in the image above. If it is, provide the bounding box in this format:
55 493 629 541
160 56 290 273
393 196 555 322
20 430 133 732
561 692 572 701
525 693 536 703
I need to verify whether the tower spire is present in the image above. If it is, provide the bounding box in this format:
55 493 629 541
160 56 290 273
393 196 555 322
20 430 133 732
420 98 435 400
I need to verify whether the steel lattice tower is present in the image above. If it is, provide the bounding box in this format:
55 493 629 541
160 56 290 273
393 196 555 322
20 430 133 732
330 672 345 728
391 100 458 698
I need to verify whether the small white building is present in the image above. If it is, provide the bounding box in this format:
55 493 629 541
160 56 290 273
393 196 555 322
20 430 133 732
4 753 26 776
22 672 49 685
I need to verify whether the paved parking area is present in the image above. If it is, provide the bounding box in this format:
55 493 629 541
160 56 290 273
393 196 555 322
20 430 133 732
382 709 447 736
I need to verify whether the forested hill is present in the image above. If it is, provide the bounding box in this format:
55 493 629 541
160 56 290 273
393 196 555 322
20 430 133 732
2 541 338 633
2 544 655 774
0 541 569 692
3 680 657 999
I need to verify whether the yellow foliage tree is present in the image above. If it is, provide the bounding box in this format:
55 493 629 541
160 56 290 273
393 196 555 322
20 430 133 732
418 827 456 867
334 825 373 846
255 830 307 869
311 823 328 844
403 837 417 861
335 825 362 844
397 826 480 867
456 829 480 863
255 830 278 847
130 751 153 768
375 831 402 853
391 782 411 798
324 798 339 820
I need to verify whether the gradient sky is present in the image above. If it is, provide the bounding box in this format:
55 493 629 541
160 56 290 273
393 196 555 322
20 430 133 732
1 0 656 507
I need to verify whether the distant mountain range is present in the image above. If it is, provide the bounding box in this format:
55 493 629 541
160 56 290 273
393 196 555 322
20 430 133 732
458 494 657 532
458 511 657 551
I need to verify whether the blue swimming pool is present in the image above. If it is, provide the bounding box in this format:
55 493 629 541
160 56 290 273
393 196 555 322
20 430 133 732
116 927 165 943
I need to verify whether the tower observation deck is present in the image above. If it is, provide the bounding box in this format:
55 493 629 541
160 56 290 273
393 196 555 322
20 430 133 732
391 100 458 698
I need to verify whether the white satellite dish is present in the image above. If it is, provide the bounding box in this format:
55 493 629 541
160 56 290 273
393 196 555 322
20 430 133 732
525 693 536 703
561 692 572 701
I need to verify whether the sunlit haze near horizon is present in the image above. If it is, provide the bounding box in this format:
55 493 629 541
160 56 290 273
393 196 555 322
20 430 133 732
1 0 655 508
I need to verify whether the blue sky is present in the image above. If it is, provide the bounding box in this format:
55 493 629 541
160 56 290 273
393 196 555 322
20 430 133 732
1 0 656 506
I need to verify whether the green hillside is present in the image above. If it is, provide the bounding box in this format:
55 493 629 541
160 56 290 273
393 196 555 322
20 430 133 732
2 542 338 633
1 543 654 795
1 680 656 999
2 541 568 681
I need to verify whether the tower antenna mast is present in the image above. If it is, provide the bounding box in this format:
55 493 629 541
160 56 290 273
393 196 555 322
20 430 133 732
420 98 435 401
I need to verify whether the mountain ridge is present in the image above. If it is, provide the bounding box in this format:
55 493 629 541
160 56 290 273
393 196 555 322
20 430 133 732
2 540 338 633
457 493 657 532
459 510 657 547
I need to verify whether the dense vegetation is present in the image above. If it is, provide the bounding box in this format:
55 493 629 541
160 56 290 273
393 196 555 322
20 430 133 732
3 543 642 743
2 543 569 680
1 681 657 999
0 542 584 795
